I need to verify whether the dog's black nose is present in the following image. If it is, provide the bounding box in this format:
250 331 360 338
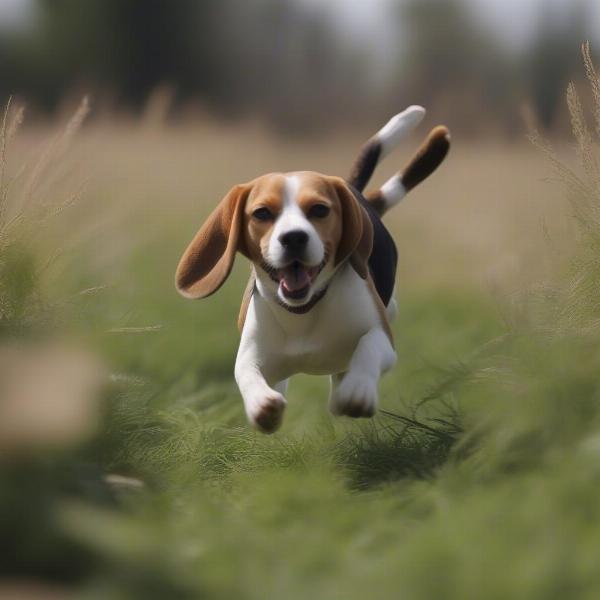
279 230 309 251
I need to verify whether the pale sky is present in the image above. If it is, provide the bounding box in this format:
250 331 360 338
1 0 598 46
298 0 600 50
0 0 34 31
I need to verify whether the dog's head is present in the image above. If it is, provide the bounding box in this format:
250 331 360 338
175 172 373 310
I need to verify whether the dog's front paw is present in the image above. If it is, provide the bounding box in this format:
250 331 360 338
246 389 286 434
330 372 378 418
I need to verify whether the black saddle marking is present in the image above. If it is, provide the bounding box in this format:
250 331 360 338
350 185 397 307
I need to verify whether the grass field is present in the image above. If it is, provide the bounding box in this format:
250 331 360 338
2 86 600 599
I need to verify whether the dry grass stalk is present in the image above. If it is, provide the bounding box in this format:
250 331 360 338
566 81 598 182
6 104 25 146
582 41 600 140
528 127 591 202
0 99 25 226
22 95 90 213
107 325 163 334
544 43 600 331
0 97 11 195
529 43 600 237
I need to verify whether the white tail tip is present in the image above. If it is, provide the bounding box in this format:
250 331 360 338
377 106 426 157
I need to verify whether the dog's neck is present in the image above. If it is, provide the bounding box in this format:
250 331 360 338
274 286 329 314
253 263 347 331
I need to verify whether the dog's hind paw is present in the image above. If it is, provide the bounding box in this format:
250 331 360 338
330 372 378 418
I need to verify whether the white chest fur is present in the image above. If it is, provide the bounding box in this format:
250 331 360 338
241 265 383 383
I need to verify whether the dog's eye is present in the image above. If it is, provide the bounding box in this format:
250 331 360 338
308 204 330 219
252 207 274 221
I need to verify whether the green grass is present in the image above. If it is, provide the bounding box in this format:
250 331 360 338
6 229 600 599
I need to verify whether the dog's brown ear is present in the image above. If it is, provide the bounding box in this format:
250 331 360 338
332 179 373 279
175 183 251 299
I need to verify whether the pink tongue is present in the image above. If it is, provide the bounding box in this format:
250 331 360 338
281 265 311 291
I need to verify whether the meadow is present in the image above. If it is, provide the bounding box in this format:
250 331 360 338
2 72 600 598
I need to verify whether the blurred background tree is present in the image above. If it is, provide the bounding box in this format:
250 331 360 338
527 1 589 129
0 0 595 135
388 0 517 134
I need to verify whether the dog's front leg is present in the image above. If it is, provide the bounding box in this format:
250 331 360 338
329 327 396 418
235 345 286 433
235 306 286 434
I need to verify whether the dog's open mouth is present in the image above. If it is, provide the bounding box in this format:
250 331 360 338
277 261 319 300
260 256 328 305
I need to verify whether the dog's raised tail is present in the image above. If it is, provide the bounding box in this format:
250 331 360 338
347 107 450 217
366 126 450 216
348 106 426 194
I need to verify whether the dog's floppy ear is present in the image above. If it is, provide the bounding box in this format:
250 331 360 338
332 179 373 279
175 183 252 299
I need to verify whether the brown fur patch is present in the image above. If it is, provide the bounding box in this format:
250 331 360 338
238 270 256 333
242 174 286 264
297 172 344 260
175 182 253 299
331 177 373 279
365 190 386 217
366 275 394 347
401 126 450 192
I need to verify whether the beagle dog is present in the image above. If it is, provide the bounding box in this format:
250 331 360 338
176 106 450 433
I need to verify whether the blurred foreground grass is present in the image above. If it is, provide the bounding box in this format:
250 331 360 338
2 70 600 598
